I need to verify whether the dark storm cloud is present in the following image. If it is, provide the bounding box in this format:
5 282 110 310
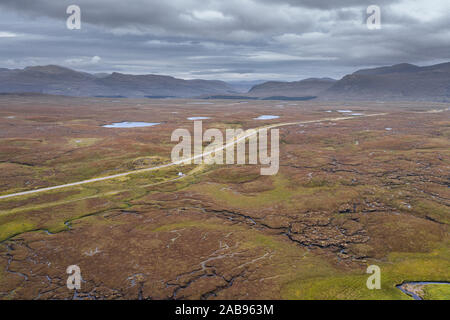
259 0 399 10
0 0 449 81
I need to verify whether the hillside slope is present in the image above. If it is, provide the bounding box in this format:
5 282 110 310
0 65 236 98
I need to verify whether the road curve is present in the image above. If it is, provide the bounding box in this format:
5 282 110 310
0 113 386 200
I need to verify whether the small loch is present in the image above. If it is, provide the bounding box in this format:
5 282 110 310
254 115 280 120
103 122 160 128
187 117 211 120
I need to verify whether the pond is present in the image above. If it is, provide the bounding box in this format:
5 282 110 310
396 281 450 300
103 122 161 128
254 115 280 120
187 117 211 120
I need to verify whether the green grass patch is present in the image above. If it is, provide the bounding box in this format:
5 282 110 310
282 245 450 300
67 138 101 148
422 283 450 300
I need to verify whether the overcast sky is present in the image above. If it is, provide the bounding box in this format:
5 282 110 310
0 0 449 81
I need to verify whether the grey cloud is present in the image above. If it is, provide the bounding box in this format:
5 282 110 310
0 0 392 38
0 0 448 81
259 0 401 10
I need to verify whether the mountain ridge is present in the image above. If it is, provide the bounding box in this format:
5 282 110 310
0 65 237 98
0 62 449 101
248 78 337 98
321 62 450 101
249 62 450 102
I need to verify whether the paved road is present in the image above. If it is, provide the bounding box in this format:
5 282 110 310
0 113 386 200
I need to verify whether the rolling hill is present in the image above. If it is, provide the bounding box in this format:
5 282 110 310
248 78 337 98
0 65 237 98
248 62 450 102
321 62 450 101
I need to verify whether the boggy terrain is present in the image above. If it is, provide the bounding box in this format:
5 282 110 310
0 94 448 300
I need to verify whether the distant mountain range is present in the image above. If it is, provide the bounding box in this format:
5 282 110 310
0 65 237 98
0 62 449 101
248 78 337 98
321 62 450 101
225 80 268 93
247 62 450 102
